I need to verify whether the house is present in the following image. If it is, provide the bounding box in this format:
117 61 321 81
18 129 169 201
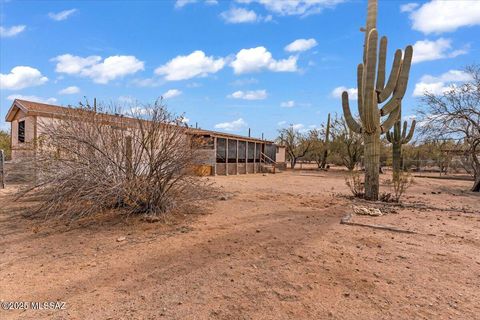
5 99 286 175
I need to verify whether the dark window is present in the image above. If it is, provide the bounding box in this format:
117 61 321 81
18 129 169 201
265 144 276 162
238 141 246 163
228 139 237 163
247 142 255 163
255 143 261 161
18 120 25 143
216 138 226 163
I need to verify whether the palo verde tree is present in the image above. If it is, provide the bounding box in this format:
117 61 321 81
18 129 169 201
341 0 413 200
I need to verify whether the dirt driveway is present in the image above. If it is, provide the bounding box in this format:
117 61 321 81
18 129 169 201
1 170 479 319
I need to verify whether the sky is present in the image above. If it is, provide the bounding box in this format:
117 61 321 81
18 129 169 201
1 0 479 140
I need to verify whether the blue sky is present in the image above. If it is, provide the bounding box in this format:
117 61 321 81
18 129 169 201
1 0 479 140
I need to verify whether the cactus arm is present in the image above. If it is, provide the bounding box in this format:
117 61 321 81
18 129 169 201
386 130 392 143
357 64 365 123
363 29 379 134
401 120 408 139
376 36 387 93
394 120 401 141
342 91 362 134
378 49 402 103
380 46 413 116
325 113 331 143
380 97 400 117
380 103 400 133
402 119 416 143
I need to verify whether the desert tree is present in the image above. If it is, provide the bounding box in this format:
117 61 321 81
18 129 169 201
307 114 331 169
418 64 480 191
0 129 11 160
330 115 364 171
17 99 211 219
277 126 312 169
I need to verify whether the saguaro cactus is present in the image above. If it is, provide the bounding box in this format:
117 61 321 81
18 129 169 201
320 113 331 169
341 0 413 200
386 113 416 178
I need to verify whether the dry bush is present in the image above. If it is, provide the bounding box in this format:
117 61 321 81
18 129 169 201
391 171 413 202
17 100 212 219
345 170 364 198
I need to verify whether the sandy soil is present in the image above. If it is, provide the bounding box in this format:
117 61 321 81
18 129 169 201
0 170 479 320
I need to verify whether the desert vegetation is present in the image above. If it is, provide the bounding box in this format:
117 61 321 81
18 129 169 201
14 100 210 219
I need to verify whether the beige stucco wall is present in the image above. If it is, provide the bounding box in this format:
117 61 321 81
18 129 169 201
10 110 36 161
276 146 286 163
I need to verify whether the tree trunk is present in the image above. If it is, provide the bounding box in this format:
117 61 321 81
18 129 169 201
290 158 296 169
472 170 480 192
364 132 380 200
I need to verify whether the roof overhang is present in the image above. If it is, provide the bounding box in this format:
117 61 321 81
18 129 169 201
5 100 29 122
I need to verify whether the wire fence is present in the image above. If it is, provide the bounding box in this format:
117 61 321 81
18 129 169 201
0 149 5 189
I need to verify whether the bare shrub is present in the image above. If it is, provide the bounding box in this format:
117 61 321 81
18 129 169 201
345 171 364 198
17 100 211 219
391 171 413 202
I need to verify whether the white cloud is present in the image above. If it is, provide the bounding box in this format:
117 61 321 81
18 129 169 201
413 69 472 97
214 118 247 131
230 46 297 74
7 94 57 104
58 86 80 94
412 38 467 63
175 0 217 8
0 66 48 90
400 3 418 13
237 0 345 17
53 54 144 84
163 89 182 99
155 50 225 81
331 86 357 100
409 0 480 34
0 25 26 37
285 38 317 52
228 89 267 100
48 9 77 21
221 7 259 23
277 120 287 126
280 100 295 108
291 123 304 130
175 0 196 8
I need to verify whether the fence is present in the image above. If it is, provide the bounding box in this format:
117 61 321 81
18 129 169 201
0 149 4 189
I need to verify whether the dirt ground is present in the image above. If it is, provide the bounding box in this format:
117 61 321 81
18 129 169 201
0 169 479 320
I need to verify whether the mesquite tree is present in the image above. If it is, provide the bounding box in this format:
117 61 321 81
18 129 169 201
341 0 413 200
418 65 480 191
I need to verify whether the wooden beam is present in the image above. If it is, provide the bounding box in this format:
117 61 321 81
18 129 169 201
213 137 217 176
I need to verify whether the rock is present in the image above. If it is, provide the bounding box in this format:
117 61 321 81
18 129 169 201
143 215 160 223
353 206 383 216
116 236 126 242
256 229 261 233
220 195 228 201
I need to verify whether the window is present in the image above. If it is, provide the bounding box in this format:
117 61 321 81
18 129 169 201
18 120 25 143
216 138 226 163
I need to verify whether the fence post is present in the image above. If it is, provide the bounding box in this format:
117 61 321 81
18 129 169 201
0 149 5 189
